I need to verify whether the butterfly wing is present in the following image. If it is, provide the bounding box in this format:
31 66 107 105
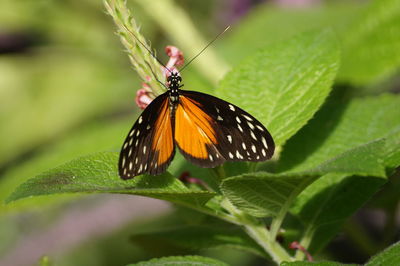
119 93 175 179
175 90 274 167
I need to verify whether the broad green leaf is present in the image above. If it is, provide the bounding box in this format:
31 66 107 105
221 139 387 217
365 241 400 266
129 255 228 266
6 152 216 209
383 129 400 169
277 94 400 173
308 139 386 178
291 174 385 253
221 172 310 217
217 30 340 146
132 225 266 257
339 0 400 85
282 261 357 266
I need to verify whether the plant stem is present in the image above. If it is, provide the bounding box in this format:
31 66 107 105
220 197 293 264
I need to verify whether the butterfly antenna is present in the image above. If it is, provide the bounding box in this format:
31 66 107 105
145 61 168 89
121 24 172 74
180 26 230 72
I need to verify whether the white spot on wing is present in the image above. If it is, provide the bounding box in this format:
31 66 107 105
146 125 151 130
129 130 135 137
236 116 241 123
217 115 223 121
247 121 255 130
238 124 243 132
236 150 243 159
136 130 140 137
129 162 133 170
242 142 246 150
262 149 266 157
228 152 234 159
262 137 268 149
251 145 256 153
256 125 264 131
138 116 143 124
250 130 257 140
123 142 128 149
209 154 213 161
229 104 235 111
138 164 143 172
135 139 139 147
122 157 126 167
143 145 147 154
128 148 132 157
242 114 253 121
227 135 232 143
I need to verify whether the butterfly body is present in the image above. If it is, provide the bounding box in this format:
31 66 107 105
119 72 274 179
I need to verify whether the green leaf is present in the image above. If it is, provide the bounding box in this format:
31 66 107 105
128 255 228 266
365 241 400 266
217 30 340 146
291 174 385 253
6 152 216 209
221 172 311 217
277 93 400 173
221 138 387 217
308 138 386 178
281 261 357 266
339 0 400 85
132 225 266 257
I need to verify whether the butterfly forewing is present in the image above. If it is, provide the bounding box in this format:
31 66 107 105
119 93 175 179
174 95 225 167
178 90 275 165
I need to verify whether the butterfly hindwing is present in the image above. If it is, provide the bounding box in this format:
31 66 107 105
119 93 175 179
177 90 275 166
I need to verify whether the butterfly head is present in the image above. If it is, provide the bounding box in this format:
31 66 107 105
167 72 182 90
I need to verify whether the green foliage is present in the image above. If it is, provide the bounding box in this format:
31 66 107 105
2 0 400 265
365 241 400 266
339 0 400 85
218 30 339 146
132 225 266 257
129 255 229 266
6 152 215 209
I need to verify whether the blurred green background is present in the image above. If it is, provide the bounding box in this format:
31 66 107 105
0 0 399 265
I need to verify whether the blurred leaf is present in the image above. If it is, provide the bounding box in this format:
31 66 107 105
277 94 400 173
365 241 400 266
282 261 357 266
132 225 266 257
219 3 358 64
339 0 400 85
6 152 216 209
38 256 52 266
129 255 228 266
221 138 387 217
217 30 339 146
291 174 385 253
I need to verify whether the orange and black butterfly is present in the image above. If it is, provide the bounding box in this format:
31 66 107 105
118 72 275 179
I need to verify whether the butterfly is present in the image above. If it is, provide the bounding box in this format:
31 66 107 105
118 72 275 179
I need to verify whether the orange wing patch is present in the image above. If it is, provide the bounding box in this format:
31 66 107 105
152 98 174 165
175 96 217 159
